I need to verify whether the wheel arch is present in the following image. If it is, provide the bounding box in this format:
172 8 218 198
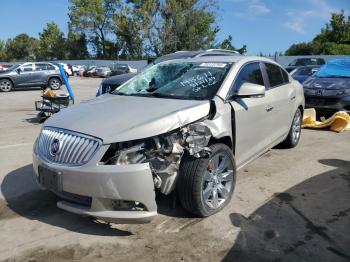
0 77 14 86
209 136 233 152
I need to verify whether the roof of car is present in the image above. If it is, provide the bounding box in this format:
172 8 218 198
158 55 278 65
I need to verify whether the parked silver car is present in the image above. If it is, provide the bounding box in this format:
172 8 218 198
33 56 304 223
0 62 62 92
95 66 112 78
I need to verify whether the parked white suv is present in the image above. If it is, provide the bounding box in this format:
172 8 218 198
33 56 304 223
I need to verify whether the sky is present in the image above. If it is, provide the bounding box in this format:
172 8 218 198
0 0 349 55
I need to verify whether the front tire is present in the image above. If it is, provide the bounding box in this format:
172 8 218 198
280 108 302 148
48 78 61 90
0 79 13 92
178 143 236 217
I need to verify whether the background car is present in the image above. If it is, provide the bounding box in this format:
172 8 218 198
95 66 111 78
0 64 12 71
290 65 320 84
109 63 137 76
303 58 350 114
285 57 325 72
83 66 97 77
71 65 85 76
96 49 240 96
0 62 63 92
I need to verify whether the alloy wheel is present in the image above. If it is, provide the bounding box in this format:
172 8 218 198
0 80 12 92
50 79 60 90
202 152 234 209
292 110 301 143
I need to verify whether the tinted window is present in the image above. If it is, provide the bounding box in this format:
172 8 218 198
48 64 55 70
22 64 33 72
233 62 264 91
265 63 285 88
35 64 48 71
293 67 312 76
281 69 290 83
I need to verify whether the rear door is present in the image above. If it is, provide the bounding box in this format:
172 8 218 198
262 63 295 144
32 63 48 84
228 62 275 167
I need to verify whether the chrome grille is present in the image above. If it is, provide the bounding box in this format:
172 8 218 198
37 127 102 166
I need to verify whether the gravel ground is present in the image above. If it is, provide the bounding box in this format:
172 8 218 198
0 77 349 262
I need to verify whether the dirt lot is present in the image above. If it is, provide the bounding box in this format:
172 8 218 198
0 77 349 262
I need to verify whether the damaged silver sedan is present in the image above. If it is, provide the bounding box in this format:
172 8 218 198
33 56 304 223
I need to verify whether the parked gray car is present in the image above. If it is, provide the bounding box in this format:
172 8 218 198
0 62 62 92
95 66 112 78
33 56 304 223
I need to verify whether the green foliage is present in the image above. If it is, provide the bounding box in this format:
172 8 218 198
68 0 121 58
3 34 39 61
0 40 5 61
286 10 350 55
216 35 247 54
285 42 315 56
1 0 244 61
37 22 66 60
66 24 89 59
160 0 219 55
113 5 143 59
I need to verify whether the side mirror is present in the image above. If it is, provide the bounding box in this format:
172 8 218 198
16 68 21 74
235 82 265 98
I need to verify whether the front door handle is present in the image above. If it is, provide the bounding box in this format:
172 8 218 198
266 106 274 112
290 96 296 100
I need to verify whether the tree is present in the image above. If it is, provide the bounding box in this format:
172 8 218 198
113 6 143 59
0 40 5 61
66 24 89 59
160 0 219 55
127 0 162 56
285 42 315 56
216 35 247 54
286 10 350 55
37 22 66 60
4 34 39 61
68 0 121 59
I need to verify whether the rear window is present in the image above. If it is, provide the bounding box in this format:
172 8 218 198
265 63 285 88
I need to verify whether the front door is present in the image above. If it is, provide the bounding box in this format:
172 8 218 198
228 62 275 168
16 63 35 86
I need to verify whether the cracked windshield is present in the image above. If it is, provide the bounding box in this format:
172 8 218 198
113 62 232 100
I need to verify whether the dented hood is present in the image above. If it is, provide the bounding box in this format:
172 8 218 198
44 94 210 143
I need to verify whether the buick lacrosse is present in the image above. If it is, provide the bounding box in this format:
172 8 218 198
33 56 304 223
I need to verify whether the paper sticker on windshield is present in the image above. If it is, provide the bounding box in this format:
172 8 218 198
199 63 227 68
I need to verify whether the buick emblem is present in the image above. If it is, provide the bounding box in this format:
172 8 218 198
316 89 323 96
50 138 62 156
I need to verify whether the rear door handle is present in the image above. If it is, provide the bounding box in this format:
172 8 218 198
266 106 274 112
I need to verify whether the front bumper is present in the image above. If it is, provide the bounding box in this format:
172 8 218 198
305 95 350 113
33 148 157 223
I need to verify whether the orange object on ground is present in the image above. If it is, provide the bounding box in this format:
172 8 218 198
302 108 350 132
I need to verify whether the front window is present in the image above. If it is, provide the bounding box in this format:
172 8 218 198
113 62 232 100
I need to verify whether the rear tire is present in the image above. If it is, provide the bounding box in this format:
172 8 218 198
48 78 61 90
280 108 302 148
177 143 236 217
0 79 13 92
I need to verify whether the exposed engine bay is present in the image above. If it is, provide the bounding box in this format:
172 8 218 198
100 122 212 194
